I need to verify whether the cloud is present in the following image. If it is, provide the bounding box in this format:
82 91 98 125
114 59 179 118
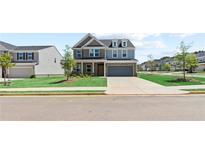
94 33 165 49
171 33 195 38
134 41 167 49
94 33 160 41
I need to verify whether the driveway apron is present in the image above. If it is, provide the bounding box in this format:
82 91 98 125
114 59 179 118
106 77 188 95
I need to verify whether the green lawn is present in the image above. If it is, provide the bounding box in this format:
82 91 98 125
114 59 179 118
0 90 105 95
183 89 205 91
138 73 205 86
0 76 107 88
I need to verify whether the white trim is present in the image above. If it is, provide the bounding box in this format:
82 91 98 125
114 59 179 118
107 47 135 50
112 50 118 58
73 33 106 49
82 38 94 47
72 33 92 48
112 40 118 48
82 37 105 48
85 63 92 73
89 49 100 57
82 47 105 49
76 59 106 63
122 39 128 47
105 60 138 64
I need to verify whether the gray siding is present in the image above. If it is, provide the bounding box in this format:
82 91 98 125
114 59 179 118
106 49 135 59
73 49 105 59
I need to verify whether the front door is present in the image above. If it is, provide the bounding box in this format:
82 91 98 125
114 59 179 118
97 64 104 76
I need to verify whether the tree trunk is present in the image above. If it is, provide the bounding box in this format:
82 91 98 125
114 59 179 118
183 57 186 81
67 74 69 80
3 69 6 86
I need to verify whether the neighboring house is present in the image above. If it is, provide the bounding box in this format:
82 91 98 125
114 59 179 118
0 41 63 78
72 33 137 76
140 56 180 71
194 51 205 71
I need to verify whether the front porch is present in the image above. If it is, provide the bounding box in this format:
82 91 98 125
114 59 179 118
75 60 106 76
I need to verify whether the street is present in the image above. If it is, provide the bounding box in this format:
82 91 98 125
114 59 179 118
0 95 205 120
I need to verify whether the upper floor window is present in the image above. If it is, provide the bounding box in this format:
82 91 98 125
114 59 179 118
112 50 118 58
112 40 118 47
17 52 34 61
122 50 127 58
89 49 100 57
17 53 24 60
122 40 127 47
76 50 82 58
27 53 34 60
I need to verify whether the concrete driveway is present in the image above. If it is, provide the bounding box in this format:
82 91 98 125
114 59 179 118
106 77 187 95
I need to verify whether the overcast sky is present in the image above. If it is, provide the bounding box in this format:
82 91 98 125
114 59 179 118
1 33 205 63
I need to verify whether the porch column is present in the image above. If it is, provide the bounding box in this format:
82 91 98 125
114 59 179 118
81 62 83 74
92 62 94 74
104 62 106 77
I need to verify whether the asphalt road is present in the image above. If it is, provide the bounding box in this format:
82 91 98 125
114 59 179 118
0 95 205 121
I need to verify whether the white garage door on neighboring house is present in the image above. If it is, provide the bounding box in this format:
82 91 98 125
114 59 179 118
9 66 34 78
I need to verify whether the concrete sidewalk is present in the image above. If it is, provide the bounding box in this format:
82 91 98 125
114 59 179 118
0 87 107 91
170 85 205 90
106 77 188 95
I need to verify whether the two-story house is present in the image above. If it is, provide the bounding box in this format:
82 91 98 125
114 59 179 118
72 33 137 76
195 51 205 71
0 41 63 78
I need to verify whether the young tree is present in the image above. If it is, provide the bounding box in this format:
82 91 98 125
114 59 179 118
61 45 76 80
175 41 192 81
147 54 156 71
185 53 199 73
0 53 15 86
163 63 171 71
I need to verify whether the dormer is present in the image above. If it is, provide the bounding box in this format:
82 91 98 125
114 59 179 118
112 40 118 48
121 39 127 47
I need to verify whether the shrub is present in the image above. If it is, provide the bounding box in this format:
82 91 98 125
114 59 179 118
30 75 36 78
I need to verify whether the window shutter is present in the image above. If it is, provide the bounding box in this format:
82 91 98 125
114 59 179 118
23 53 26 60
32 53 34 60
17 53 19 60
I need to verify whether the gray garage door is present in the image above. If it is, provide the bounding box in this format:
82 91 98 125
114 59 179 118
9 67 34 78
107 66 133 76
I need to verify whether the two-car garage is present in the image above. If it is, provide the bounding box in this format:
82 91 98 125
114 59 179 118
9 65 34 78
107 63 136 77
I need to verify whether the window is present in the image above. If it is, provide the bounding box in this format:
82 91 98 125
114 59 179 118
17 53 24 60
89 49 94 57
76 50 82 58
54 58 57 63
27 53 34 60
86 64 92 73
74 63 81 72
122 40 127 47
112 50 118 58
89 49 100 57
122 50 127 58
76 63 81 72
112 41 118 47
94 49 100 57
17 52 34 61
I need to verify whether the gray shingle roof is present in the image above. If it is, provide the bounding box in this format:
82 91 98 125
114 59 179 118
14 46 53 50
99 39 135 48
0 41 53 51
0 41 16 50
